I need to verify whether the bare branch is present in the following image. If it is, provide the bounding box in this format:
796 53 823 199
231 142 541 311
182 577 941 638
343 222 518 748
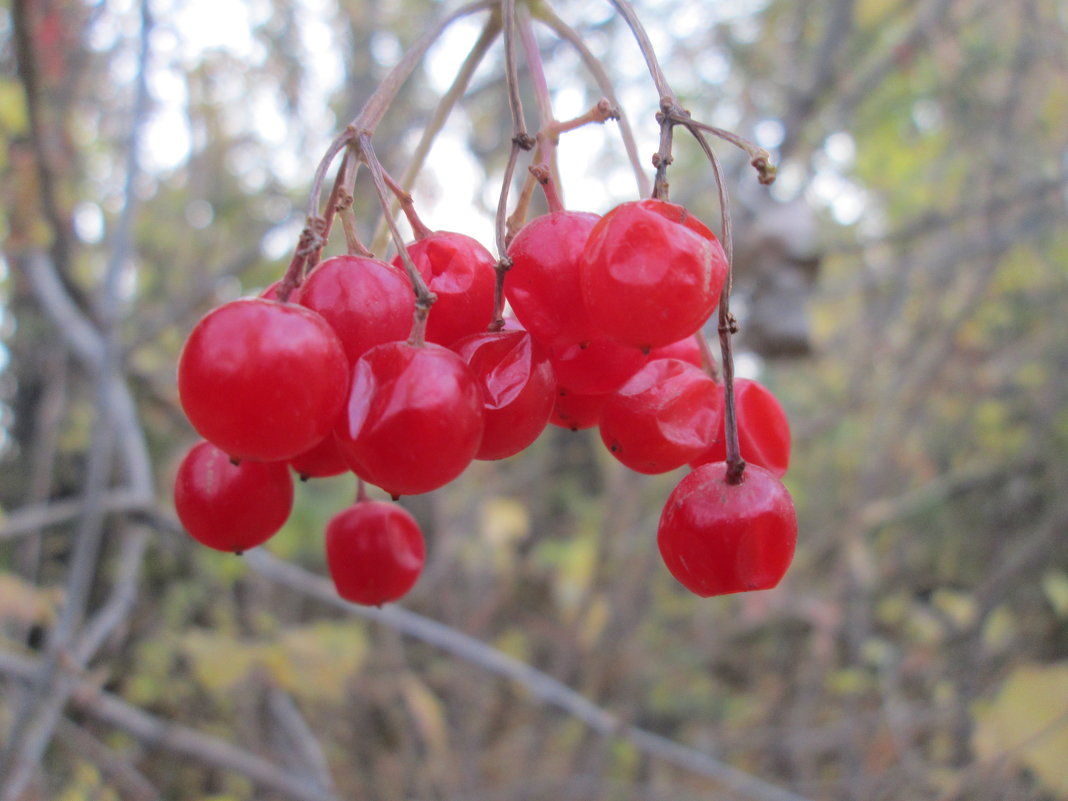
243 549 816 801
0 650 340 801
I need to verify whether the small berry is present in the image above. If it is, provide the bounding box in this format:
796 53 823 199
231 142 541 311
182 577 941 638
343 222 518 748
335 341 484 496
690 378 791 477
393 231 496 346
174 441 294 553
658 462 797 596
580 199 728 350
451 329 555 460
299 255 414 364
177 299 349 462
599 358 721 474
325 500 425 605
505 211 600 347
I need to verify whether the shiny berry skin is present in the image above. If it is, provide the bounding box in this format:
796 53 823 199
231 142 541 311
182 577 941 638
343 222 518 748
288 433 349 480
690 378 791 477
657 462 797 596
392 231 496 346
174 440 294 553
549 388 608 431
325 500 425 605
505 211 600 347
178 299 349 462
648 334 704 369
335 342 484 496
299 255 414 364
580 199 728 350
548 335 648 395
451 329 555 460
599 358 721 474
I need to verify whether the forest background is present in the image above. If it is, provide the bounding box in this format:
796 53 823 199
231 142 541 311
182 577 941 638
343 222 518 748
1 0 1067 799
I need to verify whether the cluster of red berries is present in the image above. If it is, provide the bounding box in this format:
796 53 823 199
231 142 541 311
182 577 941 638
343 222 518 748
173 196 797 605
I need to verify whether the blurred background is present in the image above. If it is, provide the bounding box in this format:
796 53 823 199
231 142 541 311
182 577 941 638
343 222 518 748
1 0 1066 799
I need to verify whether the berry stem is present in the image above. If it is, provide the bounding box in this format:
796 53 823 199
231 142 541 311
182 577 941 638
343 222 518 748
666 113 777 186
652 99 676 201
492 0 535 328
380 164 434 240
358 133 436 346
371 14 502 253
532 5 649 196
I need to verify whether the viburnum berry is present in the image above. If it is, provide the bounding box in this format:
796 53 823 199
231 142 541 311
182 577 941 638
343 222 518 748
580 199 728 350
299 255 414 365
451 328 555 460
657 462 797 596
335 341 484 496
174 440 294 553
393 231 496 346
548 335 648 395
288 433 349 480
690 377 791 477
599 358 721 474
177 298 349 462
549 388 609 431
648 334 703 369
505 211 600 347
325 500 425 606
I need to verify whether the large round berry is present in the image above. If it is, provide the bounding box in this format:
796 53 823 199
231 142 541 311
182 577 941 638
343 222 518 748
505 211 600 347
690 378 791 477
392 231 496 346
174 440 294 553
657 462 797 596
325 500 425 605
299 255 414 364
599 358 721 474
336 341 484 496
451 329 555 460
580 199 728 350
178 299 349 462
648 334 704 369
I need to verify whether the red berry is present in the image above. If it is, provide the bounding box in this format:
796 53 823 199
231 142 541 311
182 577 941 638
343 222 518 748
599 358 721 474
549 388 608 431
548 335 648 395
174 440 293 553
178 299 349 462
335 341 484 496
580 199 728 350
393 231 496 346
325 500 425 605
648 334 704 368
505 211 600 347
657 462 797 596
690 378 791 477
288 433 349 480
299 255 414 364
451 329 555 460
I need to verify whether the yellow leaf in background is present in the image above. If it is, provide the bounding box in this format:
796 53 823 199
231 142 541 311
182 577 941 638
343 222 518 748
276 621 367 703
400 674 450 761
972 662 1068 796
1041 571 1068 618
181 631 263 694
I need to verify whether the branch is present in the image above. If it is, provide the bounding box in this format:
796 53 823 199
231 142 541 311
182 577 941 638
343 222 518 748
0 651 339 801
243 549 816 801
